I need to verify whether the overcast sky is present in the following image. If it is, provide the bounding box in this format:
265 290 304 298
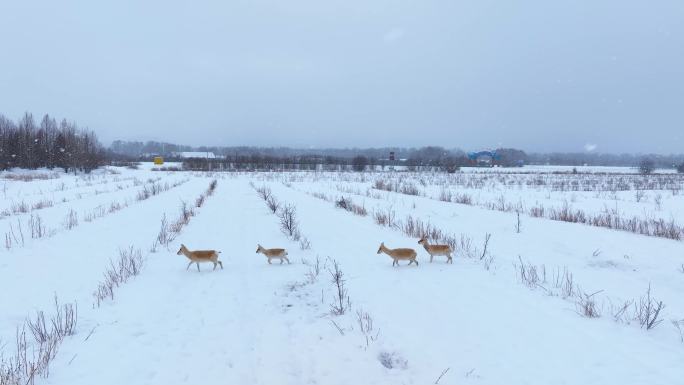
1 0 682 153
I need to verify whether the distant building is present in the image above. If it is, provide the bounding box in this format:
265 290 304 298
174 152 217 159
467 150 500 167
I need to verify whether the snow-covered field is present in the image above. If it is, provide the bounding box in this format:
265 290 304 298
1 165 683 385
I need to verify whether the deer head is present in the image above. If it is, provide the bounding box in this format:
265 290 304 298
176 244 187 255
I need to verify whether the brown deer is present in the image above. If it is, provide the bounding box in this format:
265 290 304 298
418 237 453 263
177 244 223 272
376 242 418 266
256 244 290 264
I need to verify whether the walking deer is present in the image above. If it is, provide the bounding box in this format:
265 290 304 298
418 237 453 263
177 244 223 271
376 242 418 266
256 244 290 264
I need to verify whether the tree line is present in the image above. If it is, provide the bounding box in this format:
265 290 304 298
111 141 530 170
527 152 684 169
0 112 106 172
111 139 684 170
3 120 683 173
178 148 527 172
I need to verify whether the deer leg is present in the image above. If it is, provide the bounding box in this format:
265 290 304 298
213 262 217 270
280 258 284 264
414 259 419 266
430 254 434 263
285 257 290 264
196 262 200 272
448 254 453 264
218 261 224 269
268 258 272 264
186 261 193 270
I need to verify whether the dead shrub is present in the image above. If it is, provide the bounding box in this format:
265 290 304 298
335 197 367 216
195 194 206 208
516 256 544 289
438 189 452 202
152 214 171 252
63 210 78 230
29 214 49 238
356 309 380 349
299 236 311 250
1 295 78 385
453 193 473 205
378 351 408 370
373 208 396 227
207 180 217 194
256 185 272 201
278 204 299 239
672 319 684 343
266 195 280 213
399 183 420 196
93 247 144 307
303 256 321 284
328 259 350 315
576 291 603 318
634 284 665 330
552 267 577 298
11 201 29 214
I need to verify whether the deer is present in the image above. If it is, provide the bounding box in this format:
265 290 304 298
418 237 453 263
256 244 290 264
176 244 223 272
376 242 418 266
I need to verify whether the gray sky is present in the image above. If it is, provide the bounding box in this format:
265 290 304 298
1 0 682 153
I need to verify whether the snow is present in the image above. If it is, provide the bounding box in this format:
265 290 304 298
1 165 683 385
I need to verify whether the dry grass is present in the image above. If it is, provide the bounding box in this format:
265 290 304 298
3 173 59 182
63 209 78 230
635 284 665 330
28 214 51 239
151 180 217 252
328 259 350 315
373 208 397 227
575 291 603 318
135 179 186 201
255 184 307 243
364 172 684 241
93 247 144 307
335 197 368 216
0 295 77 385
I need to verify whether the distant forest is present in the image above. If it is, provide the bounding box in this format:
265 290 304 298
0 113 105 172
1 112 682 172
111 140 684 169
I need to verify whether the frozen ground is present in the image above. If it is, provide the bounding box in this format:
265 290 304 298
1 165 683 385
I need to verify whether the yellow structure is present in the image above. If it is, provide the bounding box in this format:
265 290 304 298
153 156 164 165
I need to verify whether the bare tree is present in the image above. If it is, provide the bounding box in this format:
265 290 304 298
352 155 368 172
278 204 299 238
639 158 655 175
0 112 105 172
